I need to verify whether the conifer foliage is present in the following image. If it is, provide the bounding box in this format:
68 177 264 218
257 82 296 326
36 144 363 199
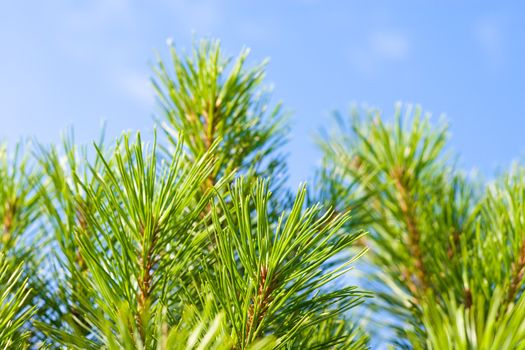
2 39 525 350
319 105 525 349
0 40 368 349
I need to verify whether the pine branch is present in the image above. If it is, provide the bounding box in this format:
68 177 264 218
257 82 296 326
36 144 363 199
317 104 473 346
391 166 428 295
0 255 35 348
208 179 369 349
506 238 525 306
153 39 288 192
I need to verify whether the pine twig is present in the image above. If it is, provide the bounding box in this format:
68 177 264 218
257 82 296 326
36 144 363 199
392 167 428 296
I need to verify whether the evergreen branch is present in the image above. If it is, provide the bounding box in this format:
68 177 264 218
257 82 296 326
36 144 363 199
153 39 288 193
391 166 428 295
0 255 35 349
207 179 369 349
317 104 475 346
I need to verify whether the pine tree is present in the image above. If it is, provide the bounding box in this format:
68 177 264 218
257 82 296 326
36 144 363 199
2 38 525 350
318 104 525 349
0 39 368 349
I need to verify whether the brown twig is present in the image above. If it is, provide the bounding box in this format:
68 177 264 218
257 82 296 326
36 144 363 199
75 202 90 271
136 220 160 343
505 238 525 306
2 198 17 247
245 266 276 343
447 230 461 260
392 167 428 296
464 288 472 309
446 229 473 309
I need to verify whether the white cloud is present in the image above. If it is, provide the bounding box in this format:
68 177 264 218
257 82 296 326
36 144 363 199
54 0 135 63
115 71 155 109
473 17 505 67
370 31 410 61
62 0 131 32
162 0 222 34
346 30 410 78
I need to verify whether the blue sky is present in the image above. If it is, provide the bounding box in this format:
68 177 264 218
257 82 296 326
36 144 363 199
1 1 524 185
